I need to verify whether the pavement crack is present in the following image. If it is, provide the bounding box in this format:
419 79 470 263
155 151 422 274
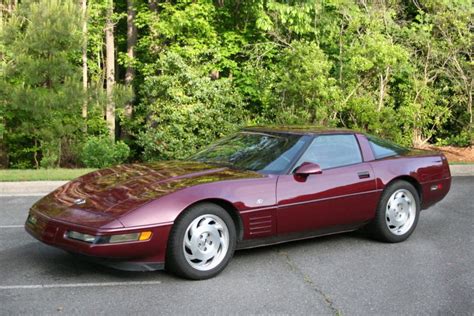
276 248 342 316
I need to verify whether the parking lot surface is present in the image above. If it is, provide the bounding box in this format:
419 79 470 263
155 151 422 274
1 177 473 315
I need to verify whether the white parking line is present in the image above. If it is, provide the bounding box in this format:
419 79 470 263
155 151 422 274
0 225 24 228
0 280 162 290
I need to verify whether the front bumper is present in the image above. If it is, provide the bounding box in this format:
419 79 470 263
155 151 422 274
25 211 172 269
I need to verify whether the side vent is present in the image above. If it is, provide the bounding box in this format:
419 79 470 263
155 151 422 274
248 214 273 236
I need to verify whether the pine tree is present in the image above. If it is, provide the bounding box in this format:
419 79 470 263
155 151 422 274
1 0 84 168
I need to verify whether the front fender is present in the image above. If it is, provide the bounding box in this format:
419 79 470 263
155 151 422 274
119 176 278 228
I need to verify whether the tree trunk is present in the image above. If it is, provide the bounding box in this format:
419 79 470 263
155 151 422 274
338 21 344 87
0 135 7 168
377 66 390 112
81 0 88 130
1 0 17 18
149 0 159 11
105 0 115 140
377 73 384 112
412 126 423 148
124 0 137 119
468 83 473 145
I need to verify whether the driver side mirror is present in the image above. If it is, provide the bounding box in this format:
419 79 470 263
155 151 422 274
294 162 322 176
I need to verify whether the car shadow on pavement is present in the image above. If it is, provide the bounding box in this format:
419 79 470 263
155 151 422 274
0 241 169 282
233 229 379 259
1 230 382 284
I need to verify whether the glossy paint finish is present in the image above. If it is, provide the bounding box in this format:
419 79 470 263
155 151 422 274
25 128 451 270
277 162 378 234
294 162 322 175
26 214 171 262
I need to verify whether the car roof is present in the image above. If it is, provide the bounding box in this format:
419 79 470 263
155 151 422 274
242 125 358 136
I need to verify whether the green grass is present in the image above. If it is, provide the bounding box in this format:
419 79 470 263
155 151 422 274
449 162 474 165
0 168 96 182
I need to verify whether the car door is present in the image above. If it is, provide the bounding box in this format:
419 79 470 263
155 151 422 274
276 133 378 235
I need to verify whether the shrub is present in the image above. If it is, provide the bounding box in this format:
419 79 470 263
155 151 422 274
436 131 471 147
80 137 130 168
137 52 245 161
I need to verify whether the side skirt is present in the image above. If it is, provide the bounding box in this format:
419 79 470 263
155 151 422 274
236 222 367 250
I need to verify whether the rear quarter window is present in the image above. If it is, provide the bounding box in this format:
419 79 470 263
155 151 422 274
367 135 408 159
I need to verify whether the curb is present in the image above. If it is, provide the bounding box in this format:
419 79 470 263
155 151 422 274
449 164 474 177
0 181 68 196
0 165 473 196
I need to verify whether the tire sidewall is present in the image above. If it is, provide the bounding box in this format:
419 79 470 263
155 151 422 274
166 203 237 280
376 181 421 243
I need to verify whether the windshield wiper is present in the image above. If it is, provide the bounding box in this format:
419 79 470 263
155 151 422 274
199 160 248 171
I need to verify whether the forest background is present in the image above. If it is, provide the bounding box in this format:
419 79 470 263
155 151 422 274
0 0 472 169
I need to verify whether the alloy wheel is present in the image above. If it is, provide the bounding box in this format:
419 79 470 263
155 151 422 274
385 189 416 236
182 214 229 271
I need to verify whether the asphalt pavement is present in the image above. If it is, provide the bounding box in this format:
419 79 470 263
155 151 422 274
0 177 473 315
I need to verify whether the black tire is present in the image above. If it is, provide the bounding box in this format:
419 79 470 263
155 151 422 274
367 180 421 243
165 202 237 280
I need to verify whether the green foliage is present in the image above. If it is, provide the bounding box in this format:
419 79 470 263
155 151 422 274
1 0 84 168
80 136 130 168
136 52 244 161
1 0 473 171
270 41 340 125
436 131 471 147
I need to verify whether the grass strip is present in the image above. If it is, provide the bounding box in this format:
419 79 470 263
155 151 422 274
0 168 96 182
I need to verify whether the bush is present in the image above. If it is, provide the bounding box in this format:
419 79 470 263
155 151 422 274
40 140 60 169
436 131 471 147
137 53 245 161
80 137 130 168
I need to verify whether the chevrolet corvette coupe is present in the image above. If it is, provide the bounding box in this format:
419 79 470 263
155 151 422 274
26 126 451 279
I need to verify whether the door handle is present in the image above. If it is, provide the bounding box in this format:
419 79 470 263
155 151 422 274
358 171 370 179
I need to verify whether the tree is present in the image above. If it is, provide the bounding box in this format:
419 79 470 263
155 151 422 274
269 41 340 125
433 3 473 144
124 0 137 119
136 52 245 160
105 0 115 139
395 1 473 146
1 0 84 168
2 0 473 169
81 0 88 127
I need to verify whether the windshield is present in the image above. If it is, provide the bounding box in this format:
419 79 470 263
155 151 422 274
190 132 308 174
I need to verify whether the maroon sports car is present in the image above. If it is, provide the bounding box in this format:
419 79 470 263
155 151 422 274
26 126 451 279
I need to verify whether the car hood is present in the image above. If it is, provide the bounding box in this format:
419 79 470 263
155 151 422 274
31 161 262 227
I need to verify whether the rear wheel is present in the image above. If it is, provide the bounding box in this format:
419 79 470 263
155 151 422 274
367 180 420 243
166 203 236 280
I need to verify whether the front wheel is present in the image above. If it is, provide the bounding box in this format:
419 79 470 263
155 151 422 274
367 180 420 243
166 203 236 280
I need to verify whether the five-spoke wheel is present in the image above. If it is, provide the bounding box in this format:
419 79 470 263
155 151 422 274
385 189 416 236
183 214 229 271
367 180 420 243
166 203 236 280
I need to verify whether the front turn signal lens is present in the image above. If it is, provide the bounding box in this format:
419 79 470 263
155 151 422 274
139 231 152 241
107 231 152 243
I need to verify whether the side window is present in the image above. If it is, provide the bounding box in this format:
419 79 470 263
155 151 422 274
295 134 362 170
367 135 408 159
